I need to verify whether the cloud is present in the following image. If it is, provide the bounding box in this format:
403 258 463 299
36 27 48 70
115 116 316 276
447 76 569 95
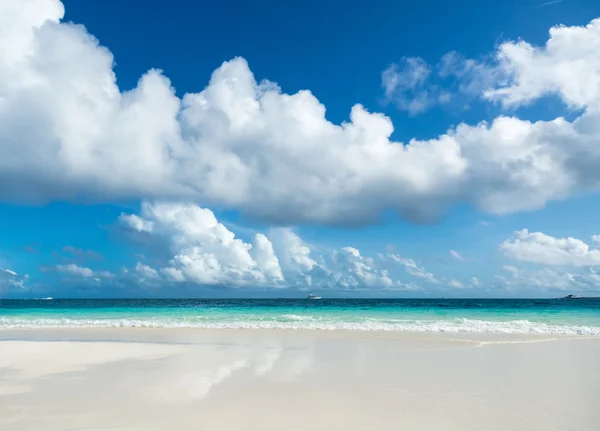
120 214 155 233
382 57 431 97
2 2 600 226
382 50 504 115
386 19 600 113
123 202 283 287
449 250 464 261
538 0 564 7
333 247 398 289
387 253 483 291
2 268 17 277
381 57 435 115
252 233 284 282
388 254 440 284
160 266 185 282
23 246 40 254
269 228 318 274
135 262 160 280
0 268 27 290
448 279 465 288
485 18 600 108
500 229 600 266
437 51 506 100
62 246 104 261
56 264 114 279
56 264 95 277
117 202 442 291
494 264 600 292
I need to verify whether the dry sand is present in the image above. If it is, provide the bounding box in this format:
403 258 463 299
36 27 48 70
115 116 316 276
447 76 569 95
1 329 599 430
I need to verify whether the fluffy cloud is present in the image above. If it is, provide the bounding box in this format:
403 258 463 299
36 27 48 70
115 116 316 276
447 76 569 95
120 214 155 233
333 247 397 289
251 234 284 282
268 228 321 285
387 19 600 112
500 229 600 266
485 19 600 108
135 262 160 280
117 202 445 291
2 1 600 225
122 202 284 287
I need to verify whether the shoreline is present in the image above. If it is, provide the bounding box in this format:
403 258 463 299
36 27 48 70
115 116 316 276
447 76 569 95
2 326 599 345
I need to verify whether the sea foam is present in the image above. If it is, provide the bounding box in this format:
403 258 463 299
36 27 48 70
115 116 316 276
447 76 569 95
1 316 599 335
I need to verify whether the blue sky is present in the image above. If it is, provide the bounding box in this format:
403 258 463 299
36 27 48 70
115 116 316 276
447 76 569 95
2 0 600 297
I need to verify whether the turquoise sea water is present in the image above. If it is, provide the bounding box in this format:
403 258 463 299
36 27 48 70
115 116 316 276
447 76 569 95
1 298 599 335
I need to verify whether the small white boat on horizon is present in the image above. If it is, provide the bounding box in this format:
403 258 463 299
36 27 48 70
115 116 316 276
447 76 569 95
307 294 322 300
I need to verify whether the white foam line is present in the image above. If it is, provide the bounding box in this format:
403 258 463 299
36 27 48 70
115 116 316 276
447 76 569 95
1 317 600 335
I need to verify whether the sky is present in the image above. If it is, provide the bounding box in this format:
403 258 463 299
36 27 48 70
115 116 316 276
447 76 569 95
2 0 600 298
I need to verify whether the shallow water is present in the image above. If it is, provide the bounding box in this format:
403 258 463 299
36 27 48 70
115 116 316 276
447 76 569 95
1 298 599 334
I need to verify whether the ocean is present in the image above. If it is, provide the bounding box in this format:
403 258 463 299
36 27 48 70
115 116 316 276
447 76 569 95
1 298 599 335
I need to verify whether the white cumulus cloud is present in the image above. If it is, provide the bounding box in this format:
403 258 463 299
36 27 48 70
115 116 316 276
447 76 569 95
120 214 155 233
333 247 397 289
500 229 600 266
268 228 318 277
251 234 284 282
135 262 160 280
2 1 600 226
117 202 448 291
485 19 600 109
124 202 283 287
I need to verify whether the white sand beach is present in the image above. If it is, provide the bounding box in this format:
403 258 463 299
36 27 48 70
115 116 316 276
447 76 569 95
1 329 599 431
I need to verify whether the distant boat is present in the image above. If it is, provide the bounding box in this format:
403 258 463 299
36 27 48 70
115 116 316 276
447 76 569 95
563 294 582 299
306 294 321 300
